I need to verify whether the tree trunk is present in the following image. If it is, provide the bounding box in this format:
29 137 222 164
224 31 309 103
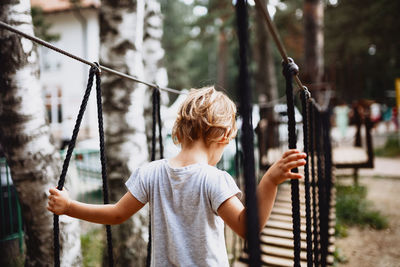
217 28 227 89
254 0 279 169
143 0 169 160
303 0 324 102
0 0 81 266
99 0 149 266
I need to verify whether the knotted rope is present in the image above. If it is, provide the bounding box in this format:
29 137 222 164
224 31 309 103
301 88 313 267
282 58 301 267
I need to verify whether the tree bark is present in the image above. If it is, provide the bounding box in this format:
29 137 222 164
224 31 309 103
254 0 279 169
0 0 81 266
303 0 324 101
143 0 169 160
99 0 149 266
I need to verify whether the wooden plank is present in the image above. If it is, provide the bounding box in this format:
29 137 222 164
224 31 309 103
238 253 308 267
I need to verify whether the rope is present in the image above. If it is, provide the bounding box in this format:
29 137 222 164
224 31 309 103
54 67 95 267
320 110 332 267
95 66 114 267
315 107 324 266
53 66 114 266
253 0 304 91
147 87 164 267
282 58 301 267
236 1 261 266
309 103 320 266
0 21 183 95
300 89 313 267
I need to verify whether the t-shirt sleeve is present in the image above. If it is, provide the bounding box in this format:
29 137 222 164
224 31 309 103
208 171 242 214
125 168 148 204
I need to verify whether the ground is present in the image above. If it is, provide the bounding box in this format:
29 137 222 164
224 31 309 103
336 158 400 267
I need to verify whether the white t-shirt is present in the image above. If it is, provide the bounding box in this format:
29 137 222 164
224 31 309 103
125 159 241 267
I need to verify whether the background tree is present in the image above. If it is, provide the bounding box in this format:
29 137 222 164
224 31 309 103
303 0 324 103
0 0 81 266
253 0 280 169
99 0 149 265
325 0 400 105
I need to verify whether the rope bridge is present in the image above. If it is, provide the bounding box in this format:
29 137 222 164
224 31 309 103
1 0 336 266
235 1 335 266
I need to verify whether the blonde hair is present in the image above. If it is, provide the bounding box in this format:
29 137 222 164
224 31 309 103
172 86 237 146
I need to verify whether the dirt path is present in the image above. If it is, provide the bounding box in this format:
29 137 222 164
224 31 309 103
336 177 400 267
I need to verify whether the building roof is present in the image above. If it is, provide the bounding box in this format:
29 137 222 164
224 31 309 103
31 0 100 13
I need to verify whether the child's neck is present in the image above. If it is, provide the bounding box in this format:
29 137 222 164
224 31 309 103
169 139 211 168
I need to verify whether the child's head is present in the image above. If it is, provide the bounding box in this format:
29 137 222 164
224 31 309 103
172 86 237 147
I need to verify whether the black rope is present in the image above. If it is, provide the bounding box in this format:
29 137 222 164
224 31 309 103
282 58 301 267
236 1 261 266
309 103 320 266
147 87 164 267
320 110 332 266
300 89 313 267
54 67 96 267
53 66 114 267
95 67 114 267
315 107 325 266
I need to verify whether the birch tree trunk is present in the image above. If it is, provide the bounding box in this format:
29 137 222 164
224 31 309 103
99 0 149 265
143 0 169 160
0 0 81 266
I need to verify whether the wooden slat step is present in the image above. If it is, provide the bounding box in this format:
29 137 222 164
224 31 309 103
262 227 307 241
260 234 335 250
260 244 308 260
271 207 306 218
237 249 335 267
239 253 308 267
260 235 308 249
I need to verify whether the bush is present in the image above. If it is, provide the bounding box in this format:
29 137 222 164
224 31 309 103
81 228 104 267
375 135 400 157
336 184 388 232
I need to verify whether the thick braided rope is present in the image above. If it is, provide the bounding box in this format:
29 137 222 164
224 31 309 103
94 69 114 267
282 59 301 267
156 88 164 159
53 67 96 267
315 108 325 265
300 89 313 266
320 111 332 266
236 0 261 265
310 104 320 266
147 87 164 267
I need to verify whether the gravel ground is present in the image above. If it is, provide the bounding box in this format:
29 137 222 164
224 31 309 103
336 176 400 267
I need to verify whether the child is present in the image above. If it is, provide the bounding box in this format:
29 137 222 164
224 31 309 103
47 86 306 266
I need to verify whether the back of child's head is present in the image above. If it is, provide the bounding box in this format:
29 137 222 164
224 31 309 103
172 86 237 146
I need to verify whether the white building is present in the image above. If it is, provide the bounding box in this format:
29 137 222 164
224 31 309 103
31 0 101 146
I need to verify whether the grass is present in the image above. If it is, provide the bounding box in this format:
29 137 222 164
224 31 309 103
81 228 104 267
335 184 388 237
374 134 400 157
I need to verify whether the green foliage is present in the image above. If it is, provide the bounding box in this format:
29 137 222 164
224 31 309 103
31 7 60 42
375 135 400 157
325 0 400 104
81 228 104 267
336 184 388 231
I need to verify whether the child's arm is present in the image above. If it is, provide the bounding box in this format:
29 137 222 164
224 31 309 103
47 188 145 225
218 149 306 239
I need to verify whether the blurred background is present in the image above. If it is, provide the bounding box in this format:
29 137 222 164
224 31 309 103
1 0 399 266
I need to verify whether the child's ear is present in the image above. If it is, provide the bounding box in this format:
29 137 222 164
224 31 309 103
217 136 230 144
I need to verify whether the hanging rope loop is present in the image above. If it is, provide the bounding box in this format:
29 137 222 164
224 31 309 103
303 86 311 98
93 62 102 75
282 57 299 78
